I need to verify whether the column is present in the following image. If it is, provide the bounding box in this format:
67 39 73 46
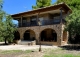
37 12 40 25
21 17 23 27
57 30 63 46
60 8 63 24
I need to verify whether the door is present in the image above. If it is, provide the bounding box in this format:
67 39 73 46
24 32 30 40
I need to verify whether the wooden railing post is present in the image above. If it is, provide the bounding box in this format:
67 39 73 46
60 8 63 24
21 17 23 27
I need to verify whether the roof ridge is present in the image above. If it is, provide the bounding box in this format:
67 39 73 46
11 2 65 15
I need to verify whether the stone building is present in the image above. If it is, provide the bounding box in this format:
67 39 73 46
11 3 72 46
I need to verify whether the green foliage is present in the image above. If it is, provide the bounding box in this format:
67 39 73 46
0 50 22 54
56 0 80 43
57 0 80 10
0 0 16 44
3 15 16 43
0 37 4 42
66 9 80 35
32 0 52 9
44 48 80 57
44 54 80 57
0 0 3 10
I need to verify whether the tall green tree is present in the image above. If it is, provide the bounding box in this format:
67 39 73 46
0 0 3 10
3 15 16 44
56 0 80 43
0 0 16 44
32 0 52 9
57 0 80 9
0 0 5 42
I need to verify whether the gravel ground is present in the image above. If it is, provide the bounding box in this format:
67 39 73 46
0 44 58 50
0 43 58 57
0 45 80 57
0 42 79 57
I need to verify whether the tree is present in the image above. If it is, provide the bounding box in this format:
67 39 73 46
0 0 5 42
56 0 80 43
57 0 80 9
32 0 52 9
0 0 3 10
4 15 16 44
0 0 16 44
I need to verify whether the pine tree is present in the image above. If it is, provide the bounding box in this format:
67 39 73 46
0 0 16 44
32 0 52 9
56 0 80 43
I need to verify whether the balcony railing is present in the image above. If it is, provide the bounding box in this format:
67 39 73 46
18 19 65 27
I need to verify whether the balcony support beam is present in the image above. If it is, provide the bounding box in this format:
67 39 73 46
37 12 40 25
60 8 63 24
21 17 23 27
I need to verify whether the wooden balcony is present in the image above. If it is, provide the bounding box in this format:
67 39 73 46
18 19 65 27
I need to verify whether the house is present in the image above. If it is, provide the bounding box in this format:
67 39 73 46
11 3 72 46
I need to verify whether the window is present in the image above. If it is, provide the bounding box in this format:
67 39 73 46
30 16 37 26
53 16 60 24
49 13 61 24
22 17 27 27
31 16 36 22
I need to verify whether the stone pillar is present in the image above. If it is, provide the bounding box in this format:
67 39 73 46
35 31 40 44
66 31 69 43
57 25 63 46
57 8 63 46
20 33 23 40
18 29 24 40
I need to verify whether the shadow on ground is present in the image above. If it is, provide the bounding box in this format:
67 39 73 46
60 44 80 51
0 43 9 46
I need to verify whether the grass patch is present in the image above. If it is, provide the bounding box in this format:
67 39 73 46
44 54 80 57
43 47 80 57
0 50 32 54
25 50 32 53
0 50 22 54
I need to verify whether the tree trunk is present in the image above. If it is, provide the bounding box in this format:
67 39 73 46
5 38 7 45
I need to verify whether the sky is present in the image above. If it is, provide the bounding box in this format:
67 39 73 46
3 0 57 15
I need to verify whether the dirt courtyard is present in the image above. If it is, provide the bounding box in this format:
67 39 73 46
0 44 58 57
0 42 80 57
0 44 58 50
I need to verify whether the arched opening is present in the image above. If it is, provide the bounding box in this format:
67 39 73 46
40 28 57 42
23 30 35 41
63 31 67 41
14 31 20 40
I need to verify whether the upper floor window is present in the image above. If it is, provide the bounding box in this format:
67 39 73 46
30 16 37 22
53 16 60 23
22 18 27 23
22 17 27 26
30 16 37 25
50 13 61 24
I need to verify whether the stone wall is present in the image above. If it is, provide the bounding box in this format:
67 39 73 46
16 24 68 46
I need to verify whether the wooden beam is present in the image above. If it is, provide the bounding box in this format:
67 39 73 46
60 8 63 24
37 12 40 25
21 17 23 27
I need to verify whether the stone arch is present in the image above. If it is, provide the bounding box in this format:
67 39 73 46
40 28 57 42
40 27 58 34
23 29 36 41
14 31 20 40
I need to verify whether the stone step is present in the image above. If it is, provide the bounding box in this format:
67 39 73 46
18 40 36 45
